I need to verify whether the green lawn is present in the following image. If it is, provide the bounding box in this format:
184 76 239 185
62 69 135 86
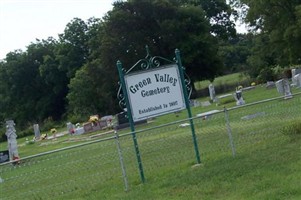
194 72 251 90
1 83 301 200
0 84 299 158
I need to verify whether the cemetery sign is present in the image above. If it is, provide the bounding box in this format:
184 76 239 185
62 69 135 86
116 46 201 183
125 64 185 121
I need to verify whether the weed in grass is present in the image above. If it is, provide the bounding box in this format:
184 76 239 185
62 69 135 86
281 119 301 141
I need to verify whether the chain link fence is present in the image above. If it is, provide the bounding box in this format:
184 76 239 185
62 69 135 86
1 93 300 199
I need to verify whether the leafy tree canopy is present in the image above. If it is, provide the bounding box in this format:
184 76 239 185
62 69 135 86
231 0 301 78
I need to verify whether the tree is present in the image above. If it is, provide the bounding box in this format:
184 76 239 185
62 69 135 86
38 38 69 120
65 17 116 118
232 0 301 79
56 18 90 79
0 42 54 127
67 65 99 119
99 0 223 98
218 33 254 73
179 0 237 40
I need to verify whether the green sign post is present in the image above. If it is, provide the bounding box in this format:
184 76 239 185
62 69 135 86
175 49 201 164
116 60 145 183
116 46 201 183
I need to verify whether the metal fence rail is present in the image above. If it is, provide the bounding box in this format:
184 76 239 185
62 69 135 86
0 93 300 199
0 137 124 199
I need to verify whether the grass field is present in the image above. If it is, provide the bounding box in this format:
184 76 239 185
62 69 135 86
0 83 290 156
194 72 251 91
1 82 301 199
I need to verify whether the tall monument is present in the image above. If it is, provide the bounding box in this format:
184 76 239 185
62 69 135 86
5 120 20 162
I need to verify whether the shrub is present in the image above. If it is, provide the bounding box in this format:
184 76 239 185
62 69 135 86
68 114 86 125
257 65 292 82
41 117 55 132
18 128 34 138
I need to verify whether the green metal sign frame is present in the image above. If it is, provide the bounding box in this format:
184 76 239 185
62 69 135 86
116 46 201 183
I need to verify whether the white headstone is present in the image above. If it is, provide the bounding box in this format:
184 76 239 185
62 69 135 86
266 81 275 89
276 79 292 99
275 79 284 94
75 127 85 135
283 78 293 99
67 122 75 134
201 101 211 107
5 120 19 161
190 100 200 107
33 124 40 140
291 68 301 86
294 74 301 88
208 84 217 102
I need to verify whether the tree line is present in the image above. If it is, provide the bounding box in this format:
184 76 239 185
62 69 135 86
0 0 300 132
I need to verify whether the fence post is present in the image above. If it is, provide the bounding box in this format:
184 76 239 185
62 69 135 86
224 107 236 157
114 131 129 191
175 49 201 164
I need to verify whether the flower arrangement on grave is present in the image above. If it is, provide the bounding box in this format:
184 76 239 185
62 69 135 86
75 123 81 128
50 128 57 134
26 138 35 144
40 134 48 140
237 85 243 91
50 128 57 138
89 116 99 122
12 155 20 165
89 115 99 126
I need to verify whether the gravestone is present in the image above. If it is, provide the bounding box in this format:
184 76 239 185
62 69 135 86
5 120 19 162
33 124 41 140
275 79 292 99
190 100 200 107
117 111 128 126
0 150 9 163
294 74 301 88
275 79 284 94
99 120 108 128
208 83 218 102
66 122 75 134
266 81 275 89
291 68 301 86
83 121 102 133
74 127 85 135
201 101 211 107
83 122 93 133
115 111 147 130
241 112 265 120
234 89 245 106
100 115 114 129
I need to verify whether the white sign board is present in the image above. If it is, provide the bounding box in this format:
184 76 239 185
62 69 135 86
125 64 186 122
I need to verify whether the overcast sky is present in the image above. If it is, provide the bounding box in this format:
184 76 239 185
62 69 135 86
0 0 246 60
0 0 115 59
